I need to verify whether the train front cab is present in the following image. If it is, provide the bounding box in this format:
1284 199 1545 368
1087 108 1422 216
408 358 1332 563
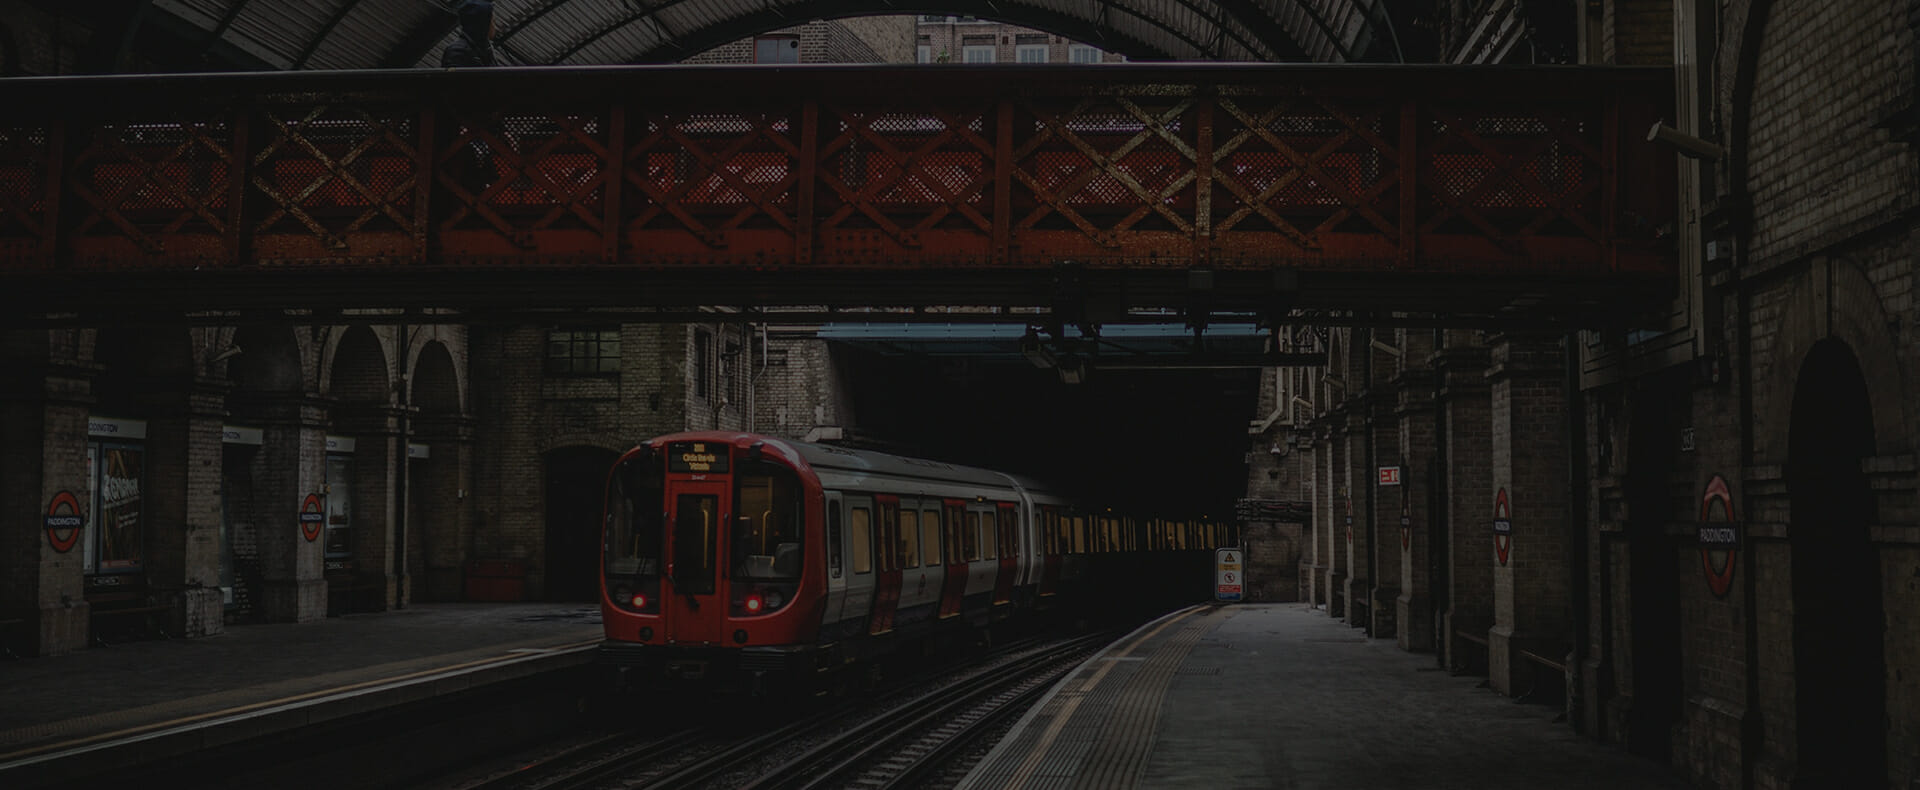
599 437 822 692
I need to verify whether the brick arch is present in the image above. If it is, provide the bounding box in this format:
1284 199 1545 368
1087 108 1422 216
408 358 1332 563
1753 258 1912 464
91 326 194 416
225 326 306 420
410 340 461 415
327 326 391 406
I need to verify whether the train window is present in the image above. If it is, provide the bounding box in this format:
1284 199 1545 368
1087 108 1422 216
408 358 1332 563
954 511 967 563
1071 517 1085 554
922 509 942 566
900 509 921 568
879 501 899 572
850 506 872 574
827 504 843 579
733 465 804 582
673 493 718 595
968 512 986 561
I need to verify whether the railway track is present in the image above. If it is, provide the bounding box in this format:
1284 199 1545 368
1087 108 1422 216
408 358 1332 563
722 633 1110 790
443 631 1114 790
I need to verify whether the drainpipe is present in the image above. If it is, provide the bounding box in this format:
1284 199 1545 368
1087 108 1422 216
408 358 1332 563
1566 332 1588 731
1431 327 1449 666
392 319 409 610
1363 329 1377 636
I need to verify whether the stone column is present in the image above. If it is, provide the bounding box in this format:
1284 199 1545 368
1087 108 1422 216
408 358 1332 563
1368 379 1402 640
142 379 229 638
1321 422 1346 617
1304 438 1324 606
256 397 329 622
1487 334 1572 696
0 354 94 655
1438 334 1494 673
1395 329 1438 652
1342 408 1371 629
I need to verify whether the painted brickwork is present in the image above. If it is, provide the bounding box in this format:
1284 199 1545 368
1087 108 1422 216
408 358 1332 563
682 17 914 64
914 18 1124 64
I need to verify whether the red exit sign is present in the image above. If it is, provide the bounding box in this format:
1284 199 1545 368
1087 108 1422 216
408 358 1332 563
1378 466 1402 486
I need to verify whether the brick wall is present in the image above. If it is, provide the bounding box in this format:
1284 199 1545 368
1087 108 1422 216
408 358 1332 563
681 17 914 64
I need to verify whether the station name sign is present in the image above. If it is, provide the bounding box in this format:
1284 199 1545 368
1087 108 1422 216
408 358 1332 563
667 441 730 474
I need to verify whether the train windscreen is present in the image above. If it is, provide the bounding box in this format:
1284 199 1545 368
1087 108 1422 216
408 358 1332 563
604 454 663 613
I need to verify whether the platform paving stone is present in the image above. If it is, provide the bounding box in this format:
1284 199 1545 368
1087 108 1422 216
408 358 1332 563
1144 603 1689 789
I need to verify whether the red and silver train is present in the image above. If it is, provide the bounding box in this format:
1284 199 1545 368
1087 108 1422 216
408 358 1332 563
597 431 1229 692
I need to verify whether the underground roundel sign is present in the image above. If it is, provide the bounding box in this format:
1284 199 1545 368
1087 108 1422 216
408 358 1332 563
45 491 84 553
1492 488 1512 566
1698 475 1739 597
300 493 325 542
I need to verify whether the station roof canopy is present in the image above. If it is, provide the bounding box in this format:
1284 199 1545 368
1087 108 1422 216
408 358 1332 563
132 0 1398 70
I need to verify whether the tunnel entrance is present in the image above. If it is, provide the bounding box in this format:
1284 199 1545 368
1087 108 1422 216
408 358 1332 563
1786 338 1885 784
1623 375 1682 759
545 446 619 602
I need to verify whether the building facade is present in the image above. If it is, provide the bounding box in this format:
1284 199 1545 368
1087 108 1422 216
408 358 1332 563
1266 1 1919 787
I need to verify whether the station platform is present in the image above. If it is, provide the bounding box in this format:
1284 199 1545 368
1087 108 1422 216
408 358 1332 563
0 602 603 788
962 603 1689 790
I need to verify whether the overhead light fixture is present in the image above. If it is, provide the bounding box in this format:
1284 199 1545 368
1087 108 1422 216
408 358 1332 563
1322 374 1345 389
1370 339 1402 357
1647 121 1726 161
1291 396 1312 410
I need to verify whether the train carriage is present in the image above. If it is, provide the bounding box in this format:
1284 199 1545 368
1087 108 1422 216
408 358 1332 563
597 430 1225 694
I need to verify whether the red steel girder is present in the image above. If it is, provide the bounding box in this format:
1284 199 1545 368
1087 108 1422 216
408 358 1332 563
0 64 1675 316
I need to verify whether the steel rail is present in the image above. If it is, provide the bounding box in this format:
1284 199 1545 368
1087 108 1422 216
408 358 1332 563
737 632 1115 790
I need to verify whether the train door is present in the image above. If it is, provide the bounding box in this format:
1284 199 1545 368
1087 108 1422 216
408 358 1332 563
823 492 847 623
993 503 1017 605
664 479 727 645
869 495 901 635
939 500 967 619
1039 507 1062 597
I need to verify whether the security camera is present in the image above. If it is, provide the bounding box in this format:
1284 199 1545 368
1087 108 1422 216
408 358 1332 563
1647 122 1726 161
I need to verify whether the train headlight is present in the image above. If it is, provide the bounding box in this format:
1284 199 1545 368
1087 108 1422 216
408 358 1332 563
744 594 764 614
631 593 647 609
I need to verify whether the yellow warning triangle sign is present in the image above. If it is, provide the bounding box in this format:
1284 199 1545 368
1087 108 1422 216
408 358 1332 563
1222 552 1238 563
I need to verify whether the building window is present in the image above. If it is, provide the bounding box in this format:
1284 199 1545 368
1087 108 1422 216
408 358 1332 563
723 340 739 404
545 327 620 375
1016 45 1048 63
754 36 800 63
694 329 712 399
1069 45 1100 64
918 44 931 63
324 453 354 558
962 45 995 63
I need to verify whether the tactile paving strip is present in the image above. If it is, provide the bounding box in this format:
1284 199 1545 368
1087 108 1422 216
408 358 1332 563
961 605 1227 790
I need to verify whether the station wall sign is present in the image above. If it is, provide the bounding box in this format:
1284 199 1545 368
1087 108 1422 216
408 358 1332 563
1378 466 1402 486
1215 548 1244 602
1698 475 1739 597
45 490 83 553
300 493 325 542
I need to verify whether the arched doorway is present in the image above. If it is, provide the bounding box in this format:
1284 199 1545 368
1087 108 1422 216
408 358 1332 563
545 446 618 602
1786 338 1884 784
1623 377 1681 758
410 340 465 602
